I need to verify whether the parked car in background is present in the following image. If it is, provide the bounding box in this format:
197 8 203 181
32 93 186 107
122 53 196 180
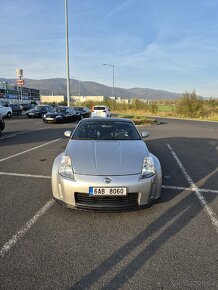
0 102 12 118
43 106 77 123
74 106 91 120
20 103 36 111
9 103 22 115
91 105 112 118
26 105 51 118
0 113 5 134
52 118 162 211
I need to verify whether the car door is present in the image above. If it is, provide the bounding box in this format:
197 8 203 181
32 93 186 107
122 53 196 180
65 109 70 122
69 108 75 122
0 105 7 117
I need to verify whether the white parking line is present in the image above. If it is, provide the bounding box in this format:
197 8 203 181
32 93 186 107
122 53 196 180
0 138 62 163
0 171 218 194
0 199 55 258
0 172 51 179
162 185 218 194
167 143 218 234
0 127 50 140
0 171 217 195
0 134 17 140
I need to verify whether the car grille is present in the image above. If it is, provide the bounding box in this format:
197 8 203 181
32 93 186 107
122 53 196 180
75 192 138 211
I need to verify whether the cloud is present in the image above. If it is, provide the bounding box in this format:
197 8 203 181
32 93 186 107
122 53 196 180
103 0 135 20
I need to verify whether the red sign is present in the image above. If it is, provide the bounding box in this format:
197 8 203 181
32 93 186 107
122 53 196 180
16 79 24 86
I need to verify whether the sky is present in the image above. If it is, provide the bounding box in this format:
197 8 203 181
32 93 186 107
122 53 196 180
1 0 218 97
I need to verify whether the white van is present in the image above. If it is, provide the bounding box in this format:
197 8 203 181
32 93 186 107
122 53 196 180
0 102 12 118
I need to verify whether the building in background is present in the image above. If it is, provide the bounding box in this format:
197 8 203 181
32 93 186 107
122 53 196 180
0 82 40 104
40 95 65 103
71 96 106 103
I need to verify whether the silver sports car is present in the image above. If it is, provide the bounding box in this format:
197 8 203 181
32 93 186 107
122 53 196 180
52 118 162 211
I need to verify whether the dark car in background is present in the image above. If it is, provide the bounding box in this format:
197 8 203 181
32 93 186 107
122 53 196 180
26 105 52 118
20 103 36 111
0 113 5 135
9 104 22 115
43 106 77 123
74 106 91 120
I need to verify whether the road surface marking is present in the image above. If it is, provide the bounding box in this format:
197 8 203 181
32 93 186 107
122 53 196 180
0 199 55 258
0 172 51 179
0 171 218 193
167 143 218 234
0 127 50 140
162 185 218 194
0 134 17 140
0 171 217 194
0 138 62 163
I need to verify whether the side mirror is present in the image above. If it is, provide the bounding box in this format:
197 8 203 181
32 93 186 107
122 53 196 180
64 131 72 138
141 131 150 138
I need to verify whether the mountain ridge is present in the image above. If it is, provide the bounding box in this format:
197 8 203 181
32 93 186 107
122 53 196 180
0 78 181 99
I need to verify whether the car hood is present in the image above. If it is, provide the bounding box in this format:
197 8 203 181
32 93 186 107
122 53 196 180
65 140 149 175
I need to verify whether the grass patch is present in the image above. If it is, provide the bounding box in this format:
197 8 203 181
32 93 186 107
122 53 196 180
158 104 174 112
113 113 158 125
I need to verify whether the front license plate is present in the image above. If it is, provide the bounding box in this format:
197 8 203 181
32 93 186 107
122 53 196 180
46 117 54 120
89 187 127 196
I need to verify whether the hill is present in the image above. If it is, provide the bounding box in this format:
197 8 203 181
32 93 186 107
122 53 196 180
0 78 181 99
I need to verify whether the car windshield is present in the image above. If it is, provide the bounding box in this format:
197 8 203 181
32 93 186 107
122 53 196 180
94 106 106 110
72 121 141 140
52 107 67 113
74 107 83 112
34 106 43 111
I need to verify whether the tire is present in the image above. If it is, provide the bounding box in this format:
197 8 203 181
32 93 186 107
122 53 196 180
7 112 12 118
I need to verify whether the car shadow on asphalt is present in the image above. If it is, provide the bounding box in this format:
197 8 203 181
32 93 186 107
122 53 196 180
69 191 210 290
0 126 76 146
68 136 218 289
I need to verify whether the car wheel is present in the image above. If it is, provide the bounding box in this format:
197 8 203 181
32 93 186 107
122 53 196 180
7 112 12 118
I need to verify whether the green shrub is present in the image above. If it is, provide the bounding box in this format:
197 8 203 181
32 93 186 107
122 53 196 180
176 90 206 118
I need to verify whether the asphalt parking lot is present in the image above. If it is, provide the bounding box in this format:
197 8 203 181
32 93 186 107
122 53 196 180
0 116 218 290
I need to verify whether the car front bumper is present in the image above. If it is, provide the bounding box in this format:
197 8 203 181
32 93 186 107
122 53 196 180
52 155 162 211
43 117 64 123
27 113 42 118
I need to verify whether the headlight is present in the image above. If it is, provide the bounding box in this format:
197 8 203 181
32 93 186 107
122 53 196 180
43 114 46 118
56 115 63 118
140 157 155 179
58 156 74 179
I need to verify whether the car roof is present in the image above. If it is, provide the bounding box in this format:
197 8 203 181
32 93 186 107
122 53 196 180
55 106 71 109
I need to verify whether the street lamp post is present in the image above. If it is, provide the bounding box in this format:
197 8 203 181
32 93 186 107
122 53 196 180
65 0 70 106
103 63 115 98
